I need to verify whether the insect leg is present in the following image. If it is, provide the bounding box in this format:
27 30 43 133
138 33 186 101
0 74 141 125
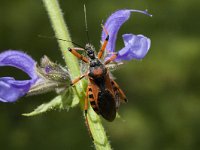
111 80 128 103
70 73 87 86
104 53 118 65
97 25 109 59
68 48 89 63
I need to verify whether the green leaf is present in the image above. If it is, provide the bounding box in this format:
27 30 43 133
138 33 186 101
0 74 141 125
22 95 62 116
23 88 79 116
62 87 80 108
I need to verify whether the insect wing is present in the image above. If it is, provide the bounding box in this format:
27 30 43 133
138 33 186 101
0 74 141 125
99 73 117 121
98 89 116 121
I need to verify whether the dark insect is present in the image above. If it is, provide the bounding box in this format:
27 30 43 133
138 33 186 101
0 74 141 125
68 27 127 122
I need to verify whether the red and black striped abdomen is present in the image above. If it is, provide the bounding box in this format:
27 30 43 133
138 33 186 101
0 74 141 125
88 86 116 121
87 79 100 115
88 74 117 122
88 85 99 114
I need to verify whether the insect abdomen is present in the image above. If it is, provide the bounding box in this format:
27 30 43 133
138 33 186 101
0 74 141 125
88 87 99 114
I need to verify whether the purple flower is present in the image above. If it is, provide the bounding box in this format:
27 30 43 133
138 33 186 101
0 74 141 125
101 9 151 61
0 50 39 102
0 51 69 103
0 9 151 103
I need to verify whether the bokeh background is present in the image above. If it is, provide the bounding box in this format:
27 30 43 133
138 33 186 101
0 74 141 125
0 0 200 150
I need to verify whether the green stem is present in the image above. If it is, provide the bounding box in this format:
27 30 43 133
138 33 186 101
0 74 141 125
42 0 111 149
42 0 79 79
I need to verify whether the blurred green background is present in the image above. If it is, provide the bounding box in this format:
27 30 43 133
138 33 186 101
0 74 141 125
0 0 200 150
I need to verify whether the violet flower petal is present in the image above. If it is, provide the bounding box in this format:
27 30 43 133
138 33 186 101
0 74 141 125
101 9 151 53
116 34 151 61
0 50 39 102
0 50 37 80
0 77 31 102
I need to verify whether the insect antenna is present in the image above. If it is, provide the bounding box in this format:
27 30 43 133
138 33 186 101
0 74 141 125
38 35 85 49
84 4 90 44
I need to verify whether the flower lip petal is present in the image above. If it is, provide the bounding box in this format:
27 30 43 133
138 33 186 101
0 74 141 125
0 50 39 102
116 33 151 61
101 9 152 53
0 77 31 102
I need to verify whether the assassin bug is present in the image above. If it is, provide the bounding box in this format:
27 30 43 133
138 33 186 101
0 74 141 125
68 27 127 122
68 5 127 123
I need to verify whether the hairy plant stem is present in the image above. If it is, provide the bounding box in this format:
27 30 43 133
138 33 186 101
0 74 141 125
42 0 111 149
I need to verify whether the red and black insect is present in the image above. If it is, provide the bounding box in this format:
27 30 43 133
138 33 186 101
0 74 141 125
68 27 127 122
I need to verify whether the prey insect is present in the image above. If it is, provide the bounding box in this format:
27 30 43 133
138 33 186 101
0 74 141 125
68 27 127 122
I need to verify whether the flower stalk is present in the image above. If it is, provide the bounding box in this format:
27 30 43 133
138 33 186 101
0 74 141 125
42 0 111 149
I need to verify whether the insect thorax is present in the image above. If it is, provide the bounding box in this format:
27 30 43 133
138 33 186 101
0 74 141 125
89 57 105 73
88 59 107 89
